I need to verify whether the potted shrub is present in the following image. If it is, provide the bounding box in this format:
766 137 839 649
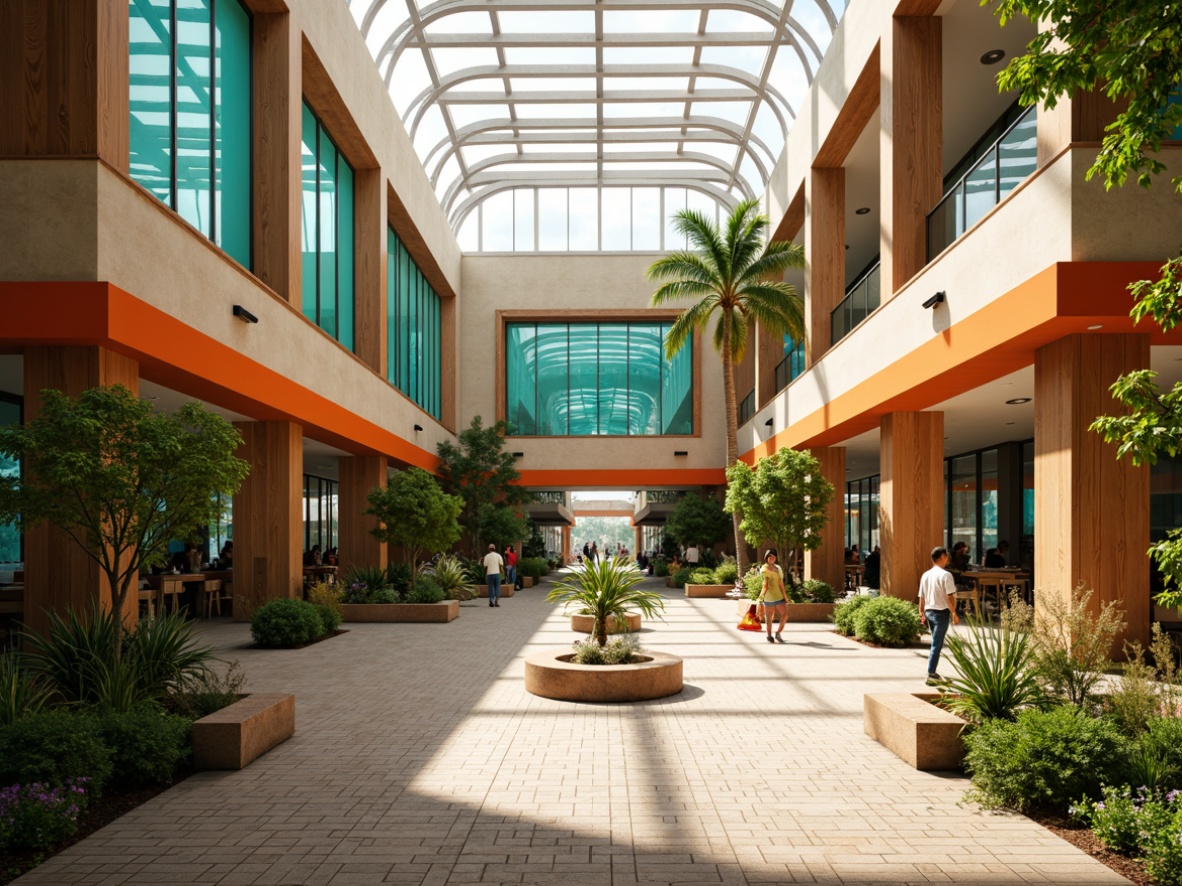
518 557 548 588
525 559 681 702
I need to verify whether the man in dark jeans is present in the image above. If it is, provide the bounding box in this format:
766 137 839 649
917 546 959 686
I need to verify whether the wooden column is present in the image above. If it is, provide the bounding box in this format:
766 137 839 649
805 167 844 366
879 411 944 600
754 321 782 407
232 421 303 611
252 12 302 301
0 0 128 169
880 14 942 295
1035 334 1150 651
562 525 572 564
804 447 846 593
22 346 139 637
353 168 387 376
337 455 388 573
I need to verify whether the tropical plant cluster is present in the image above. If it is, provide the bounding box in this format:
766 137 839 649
831 595 921 647
926 584 1182 883
547 559 665 649
674 560 739 590
0 607 241 854
518 557 550 580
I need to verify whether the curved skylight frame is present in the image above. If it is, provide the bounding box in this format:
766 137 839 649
348 0 845 238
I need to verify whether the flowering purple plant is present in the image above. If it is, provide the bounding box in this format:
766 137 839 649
0 777 90 852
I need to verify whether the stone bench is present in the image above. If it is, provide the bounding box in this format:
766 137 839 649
685 583 733 598
193 693 295 771
341 600 459 622
863 692 966 771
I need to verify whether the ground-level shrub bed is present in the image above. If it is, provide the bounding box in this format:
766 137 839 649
831 595 921 647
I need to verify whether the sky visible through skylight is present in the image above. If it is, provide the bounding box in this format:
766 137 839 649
348 0 846 247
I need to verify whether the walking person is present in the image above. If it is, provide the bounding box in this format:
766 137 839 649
758 549 788 644
504 544 518 591
918 546 959 685
483 543 504 607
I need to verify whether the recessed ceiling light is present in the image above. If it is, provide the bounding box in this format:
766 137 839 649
1005 422 1015 426
1087 324 1103 330
855 207 870 215
1006 397 1032 405
980 49 1006 65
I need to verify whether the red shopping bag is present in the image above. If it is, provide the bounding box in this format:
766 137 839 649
737 603 762 631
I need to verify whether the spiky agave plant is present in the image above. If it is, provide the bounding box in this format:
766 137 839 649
547 558 665 647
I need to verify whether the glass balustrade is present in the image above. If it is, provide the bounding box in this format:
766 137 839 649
927 105 1037 260
830 261 881 346
774 338 806 392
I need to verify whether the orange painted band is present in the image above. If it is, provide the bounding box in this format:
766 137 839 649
0 282 439 470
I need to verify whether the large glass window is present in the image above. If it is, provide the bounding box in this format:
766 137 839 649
129 0 251 268
387 227 442 420
303 474 338 553
506 322 692 436
301 102 355 351
844 475 879 554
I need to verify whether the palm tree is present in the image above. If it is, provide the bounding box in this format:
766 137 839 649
547 559 666 647
646 197 806 575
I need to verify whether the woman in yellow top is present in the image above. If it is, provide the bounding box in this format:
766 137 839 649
759 549 788 644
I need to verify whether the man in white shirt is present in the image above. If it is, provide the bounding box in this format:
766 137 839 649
685 544 700 566
482 544 505 607
917 546 959 685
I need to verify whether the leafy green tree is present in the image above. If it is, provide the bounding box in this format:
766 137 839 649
982 1 1182 600
664 492 731 551
646 197 805 575
724 448 834 588
435 416 532 555
365 467 462 590
0 385 249 659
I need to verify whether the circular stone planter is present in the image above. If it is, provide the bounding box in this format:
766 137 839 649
524 649 683 702
570 612 641 634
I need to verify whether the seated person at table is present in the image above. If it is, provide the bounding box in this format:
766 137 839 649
303 545 323 567
862 546 880 589
219 541 233 569
324 547 339 566
171 543 202 573
983 540 1009 568
846 545 860 564
949 541 971 586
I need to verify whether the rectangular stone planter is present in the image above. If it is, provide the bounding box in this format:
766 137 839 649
863 692 966 771
521 576 535 588
193 693 294 771
685 583 732 598
476 584 515 598
786 602 836 622
340 600 459 623
665 576 675 588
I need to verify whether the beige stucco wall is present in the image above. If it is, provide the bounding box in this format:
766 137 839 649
0 161 99 282
460 254 727 477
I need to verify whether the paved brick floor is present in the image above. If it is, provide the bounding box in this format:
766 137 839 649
17 577 1128 885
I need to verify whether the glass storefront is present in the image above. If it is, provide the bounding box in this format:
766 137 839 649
0 395 20 564
301 102 355 351
303 474 339 554
129 0 252 267
506 322 692 436
387 227 442 420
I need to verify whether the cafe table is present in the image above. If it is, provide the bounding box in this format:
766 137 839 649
142 573 205 617
963 570 1031 610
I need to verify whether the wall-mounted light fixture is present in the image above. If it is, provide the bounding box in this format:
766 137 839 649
1005 398 1032 405
232 305 258 324
764 418 774 427
922 291 945 309
980 49 1006 65
673 450 688 457
413 424 424 432
855 207 870 215
512 451 524 458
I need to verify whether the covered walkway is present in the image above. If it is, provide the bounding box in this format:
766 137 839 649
18 578 1126 885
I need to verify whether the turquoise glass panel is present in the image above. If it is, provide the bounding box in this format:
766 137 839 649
409 270 419 400
129 0 173 204
300 103 318 324
598 325 629 434
0 400 20 564
627 324 662 434
337 159 354 351
506 325 537 435
567 325 599 436
964 148 996 231
398 241 410 390
215 0 250 267
662 327 693 434
386 228 396 382
536 324 568 435
998 111 1037 200
318 134 337 339
174 0 212 237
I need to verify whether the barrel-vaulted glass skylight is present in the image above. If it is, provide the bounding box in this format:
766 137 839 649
348 0 845 251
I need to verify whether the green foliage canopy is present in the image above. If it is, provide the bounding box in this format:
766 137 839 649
664 492 731 550
724 447 834 585
365 467 462 588
435 416 532 554
0 385 249 658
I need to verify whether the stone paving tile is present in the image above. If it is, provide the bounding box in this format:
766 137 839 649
14 577 1130 885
